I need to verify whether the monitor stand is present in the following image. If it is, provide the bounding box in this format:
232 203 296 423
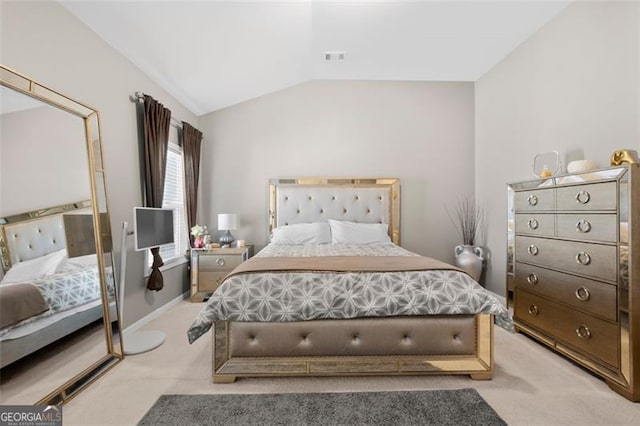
118 222 166 355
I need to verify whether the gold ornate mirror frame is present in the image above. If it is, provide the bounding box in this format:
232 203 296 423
0 64 123 405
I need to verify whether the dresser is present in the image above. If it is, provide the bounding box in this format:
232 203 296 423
507 164 639 401
190 246 253 302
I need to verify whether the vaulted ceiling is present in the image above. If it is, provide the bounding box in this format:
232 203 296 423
61 1 571 115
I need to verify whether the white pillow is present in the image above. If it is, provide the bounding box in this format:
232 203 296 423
270 222 332 245
55 253 98 273
328 220 391 244
0 249 67 285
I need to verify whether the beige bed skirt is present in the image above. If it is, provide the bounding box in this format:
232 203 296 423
212 314 494 383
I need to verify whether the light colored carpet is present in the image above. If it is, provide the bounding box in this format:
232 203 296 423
56 301 639 425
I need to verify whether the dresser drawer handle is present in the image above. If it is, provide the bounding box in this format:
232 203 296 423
527 219 539 230
527 273 539 285
576 219 591 233
575 287 591 301
527 194 539 206
216 258 226 266
527 245 539 255
575 252 591 265
576 325 592 339
528 304 539 316
575 190 591 204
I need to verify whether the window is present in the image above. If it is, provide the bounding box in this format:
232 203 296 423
146 139 189 271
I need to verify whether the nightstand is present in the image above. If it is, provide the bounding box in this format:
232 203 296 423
190 246 253 302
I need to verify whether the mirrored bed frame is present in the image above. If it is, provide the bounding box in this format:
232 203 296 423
211 178 494 383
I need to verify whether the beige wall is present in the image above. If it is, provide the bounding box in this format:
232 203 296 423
0 1 197 326
475 1 639 295
198 80 475 264
1 106 89 216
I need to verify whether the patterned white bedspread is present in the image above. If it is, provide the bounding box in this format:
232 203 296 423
187 243 511 343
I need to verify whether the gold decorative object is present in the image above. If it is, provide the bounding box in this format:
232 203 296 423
610 149 639 166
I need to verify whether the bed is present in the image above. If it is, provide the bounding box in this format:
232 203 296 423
0 202 114 368
187 178 510 383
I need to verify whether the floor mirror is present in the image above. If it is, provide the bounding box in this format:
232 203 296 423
0 65 123 405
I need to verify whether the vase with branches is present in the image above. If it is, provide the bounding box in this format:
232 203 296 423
446 199 485 283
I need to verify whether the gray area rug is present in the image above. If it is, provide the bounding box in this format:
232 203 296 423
138 388 506 426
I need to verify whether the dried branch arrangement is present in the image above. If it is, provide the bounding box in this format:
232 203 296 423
447 199 484 246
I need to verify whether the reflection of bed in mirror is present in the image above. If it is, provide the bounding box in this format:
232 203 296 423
1 64 121 405
0 202 115 368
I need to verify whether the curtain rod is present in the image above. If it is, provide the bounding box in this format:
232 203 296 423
133 91 183 129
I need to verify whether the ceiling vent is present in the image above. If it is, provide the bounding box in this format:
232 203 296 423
324 51 346 62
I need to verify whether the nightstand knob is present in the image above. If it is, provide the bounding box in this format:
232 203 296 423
527 194 538 206
527 218 539 230
216 258 225 266
527 273 538 285
575 251 591 265
576 324 592 339
576 219 591 233
527 245 539 256
528 304 539 316
575 287 591 301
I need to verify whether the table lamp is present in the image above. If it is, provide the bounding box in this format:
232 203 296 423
218 213 237 247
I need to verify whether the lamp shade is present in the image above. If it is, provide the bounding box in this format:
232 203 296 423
218 213 238 230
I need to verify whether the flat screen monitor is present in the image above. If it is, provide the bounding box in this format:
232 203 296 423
133 207 174 251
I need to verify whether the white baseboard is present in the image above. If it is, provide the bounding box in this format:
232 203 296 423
124 291 189 333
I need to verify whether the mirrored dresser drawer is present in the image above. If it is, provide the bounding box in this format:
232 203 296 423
515 235 617 282
514 188 554 211
514 213 554 237
555 182 617 211
556 213 617 243
515 263 617 321
515 289 619 368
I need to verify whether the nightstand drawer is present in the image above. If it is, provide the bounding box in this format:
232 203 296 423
191 246 252 302
514 189 554 212
515 263 617 321
199 254 243 271
515 214 554 237
556 182 617 211
199 271 229 292
556 213 617 243
515 236 617 282
515 290 619 368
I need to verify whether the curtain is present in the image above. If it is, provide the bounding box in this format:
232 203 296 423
142 95 171 291
181 122 203 247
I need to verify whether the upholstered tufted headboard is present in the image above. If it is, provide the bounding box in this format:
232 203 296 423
269 178 400 244
0 200 92 272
